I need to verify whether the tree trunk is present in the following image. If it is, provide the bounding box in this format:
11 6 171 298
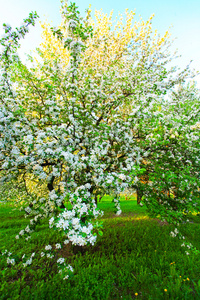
136 187 142 204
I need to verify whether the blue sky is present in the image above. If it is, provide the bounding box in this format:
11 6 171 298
0 0 200 86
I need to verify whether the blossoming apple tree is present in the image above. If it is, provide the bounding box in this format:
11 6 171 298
0 0 199 264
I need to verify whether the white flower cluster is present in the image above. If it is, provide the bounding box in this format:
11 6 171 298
170 228 179 238
57 257 74 280
113 197 122 216
190 122 200 130
22 252 35 267
45 245 52 251
2 251 15 265
40 245 55 259
51 206 97 246
7 258 15 265
57 257 65 264
55 243 62 249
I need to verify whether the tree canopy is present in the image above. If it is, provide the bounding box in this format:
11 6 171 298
0 0 199 252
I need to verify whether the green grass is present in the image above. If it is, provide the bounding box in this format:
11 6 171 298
0 198 200 300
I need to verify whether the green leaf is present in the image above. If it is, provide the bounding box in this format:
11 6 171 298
98 230 103 236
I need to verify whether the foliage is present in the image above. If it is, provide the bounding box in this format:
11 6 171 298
0 0 200 277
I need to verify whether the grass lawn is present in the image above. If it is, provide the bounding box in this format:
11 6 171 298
0 197 200 300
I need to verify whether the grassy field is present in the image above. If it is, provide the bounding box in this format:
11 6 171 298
0 197 200 300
